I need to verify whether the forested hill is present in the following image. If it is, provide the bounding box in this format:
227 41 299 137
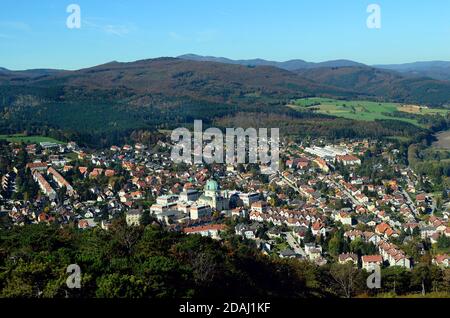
2 57 450 106
0 57 448 147
295 66 450 107
0 58 356 146
0 58 355 104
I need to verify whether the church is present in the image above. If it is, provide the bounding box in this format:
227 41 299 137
197 179 229 212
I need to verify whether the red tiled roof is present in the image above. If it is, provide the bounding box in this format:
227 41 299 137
183 224 226 234
362 255 383 263
337 154 360 162
435 254 449 264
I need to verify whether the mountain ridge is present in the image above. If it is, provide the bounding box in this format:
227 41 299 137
178 54 450 81
3 55 450 81
1 57 449 106
375 61 450 81
177 54 366 70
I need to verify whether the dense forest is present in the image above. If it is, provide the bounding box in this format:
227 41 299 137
0 95 432 148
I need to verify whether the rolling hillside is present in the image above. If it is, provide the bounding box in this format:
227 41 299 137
295 66 450 106
1 58 356 106
375 61 450 81
0 57 448 146
0 58 359 145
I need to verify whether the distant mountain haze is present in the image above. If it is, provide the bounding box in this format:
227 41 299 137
178 54 366 71
179 54 450 81
3 54 450 81
374 61 450 81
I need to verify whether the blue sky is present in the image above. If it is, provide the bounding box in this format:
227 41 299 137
1 0 449 70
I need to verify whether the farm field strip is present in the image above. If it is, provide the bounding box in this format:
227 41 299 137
0 134 64 144
289 98 449 127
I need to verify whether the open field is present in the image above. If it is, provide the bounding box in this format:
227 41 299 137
432 130 450 150
399 104 448 115
289 98 449 127
0 134 64 144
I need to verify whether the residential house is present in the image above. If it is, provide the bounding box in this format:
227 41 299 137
432 254 449 268
362 255 383 271
183 224 226 240
126 209 143 226
338 253 358 265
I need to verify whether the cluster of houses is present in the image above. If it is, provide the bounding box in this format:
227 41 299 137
26 162 77 200
1 136 449 273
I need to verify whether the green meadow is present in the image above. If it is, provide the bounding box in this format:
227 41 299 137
0 134 64 144
290 97 448 127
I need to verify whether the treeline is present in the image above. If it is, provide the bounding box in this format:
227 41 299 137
1 101 426 148
408 143 450 191
0 77 437 149
406 112 450 191
215 112 424 141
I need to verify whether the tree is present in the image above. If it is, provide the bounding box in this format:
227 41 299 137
139 210 154 226
328 235 342 257
429 265 444 293
436 196 443 212
304 226 314 244
437 234 450 250
350 238 376 256
329 263 361 298
381 266 411 295
96 273 146 298
412 226 421 238
109 218 143 257
56 186 67 206
411 264 432 295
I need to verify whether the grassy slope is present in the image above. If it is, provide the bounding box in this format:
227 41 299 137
0 134 64 144
290 98 449 127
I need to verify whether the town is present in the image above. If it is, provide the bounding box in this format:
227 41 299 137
1 133 449 278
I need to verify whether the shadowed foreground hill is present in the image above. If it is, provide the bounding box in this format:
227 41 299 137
0 220 448 298
0 221 331 298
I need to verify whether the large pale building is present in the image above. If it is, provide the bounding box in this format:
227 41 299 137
150 202 180 221
239 192 260 207
32 171 56 201
179 189 201 202
156 194 179 205
190 204 212 220
47 167 76 196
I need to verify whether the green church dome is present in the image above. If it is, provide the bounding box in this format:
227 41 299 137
205 179 219 191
